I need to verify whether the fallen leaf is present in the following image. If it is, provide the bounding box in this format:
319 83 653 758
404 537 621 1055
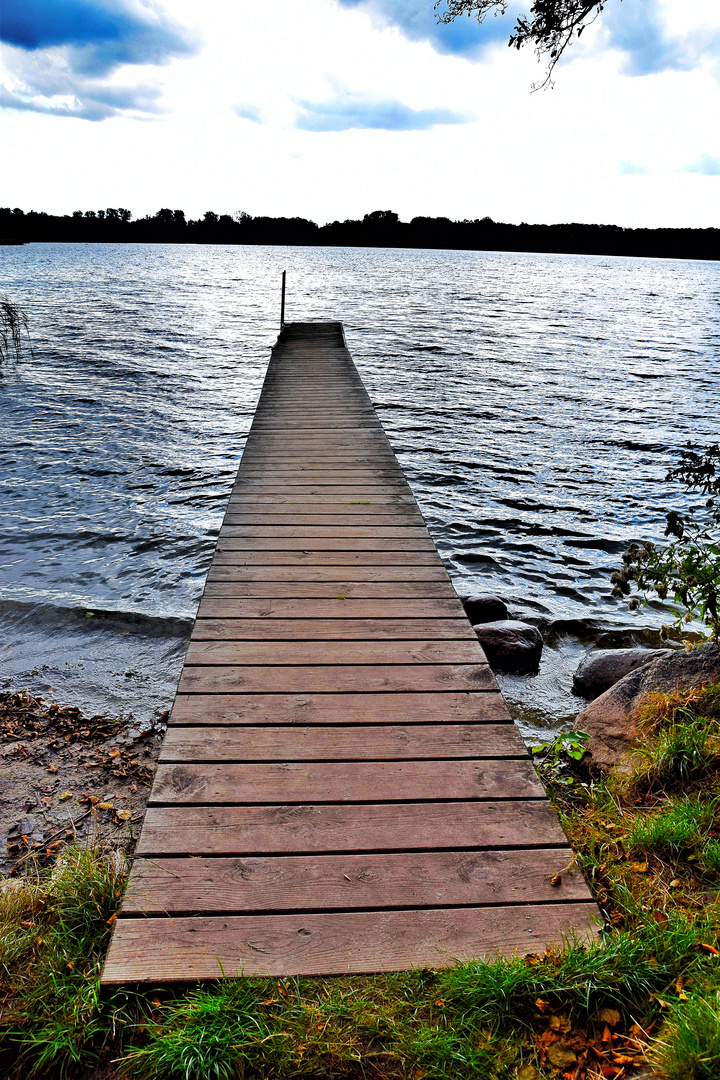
630 861 648 873
546 1042 576 1069
600 1024 613 1044
535 998 551 1013
516 1066 541 1080
700 943 719 956
59 791 73 801
106 913 117 927
48 764 58 773
598 1007 621 1027
116 809 132 821
549 1014 571 1033
669 879 682 888
98 802 114 811
550 873 561 887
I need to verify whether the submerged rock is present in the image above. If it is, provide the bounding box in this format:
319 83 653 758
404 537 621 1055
573 647 670 700
473 620 543 673
574 641 720 771
460 594 509 624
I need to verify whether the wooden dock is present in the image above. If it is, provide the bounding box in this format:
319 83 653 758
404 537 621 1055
102 322 597 983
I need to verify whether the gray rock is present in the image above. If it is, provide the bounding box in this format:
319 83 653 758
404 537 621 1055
473 619 543 673
460 594 509 624
574 641 720 771
573 648 671 700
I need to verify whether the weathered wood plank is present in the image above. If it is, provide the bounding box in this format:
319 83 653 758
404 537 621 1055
159 723 526 762
222 515 427 528
169 691 509 726
150 759 541 804
184 640 485 666
202 582 458 599
137 800 569 855
206 567 450 582
216 537 437 551
196 599 466 619
190 617 474 639
122 849 589 915
177 663 494 694
219 526 433 538
102 903 599 981
212 551 442 566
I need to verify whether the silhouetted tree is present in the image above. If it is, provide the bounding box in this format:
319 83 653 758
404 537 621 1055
435 0 607 85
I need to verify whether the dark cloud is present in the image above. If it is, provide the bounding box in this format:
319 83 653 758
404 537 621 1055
1 0 198 76
683 154 720 176
336 0 515 58
0 1 197 120
295 96 470 131
234 103 263 123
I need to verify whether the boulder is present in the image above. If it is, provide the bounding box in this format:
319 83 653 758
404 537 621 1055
573 648 671 700
574 641 720 771
473 619 543 674
461 594 509 624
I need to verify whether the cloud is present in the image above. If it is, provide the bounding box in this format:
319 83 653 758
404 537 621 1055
1 0 199 76
601 0 720 77
682 154 720 175
295 94 471 131
0 0 198 120
0 81 162 120
336 0 516 58
234 103 263 123
619 161 649 175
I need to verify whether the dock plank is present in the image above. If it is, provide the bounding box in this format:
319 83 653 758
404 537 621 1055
103 904 599 982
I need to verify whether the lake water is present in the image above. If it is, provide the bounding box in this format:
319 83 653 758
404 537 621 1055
1 243 718 739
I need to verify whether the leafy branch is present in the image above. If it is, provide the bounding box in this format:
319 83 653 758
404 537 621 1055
612 444 720 642
434 0 610 87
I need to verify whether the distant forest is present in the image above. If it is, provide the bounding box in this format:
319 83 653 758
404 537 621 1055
2 206 719 261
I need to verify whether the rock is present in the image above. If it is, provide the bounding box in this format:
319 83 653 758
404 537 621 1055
574 641 720 771
573 648 671 700
460 594 509 624
473 620 543 673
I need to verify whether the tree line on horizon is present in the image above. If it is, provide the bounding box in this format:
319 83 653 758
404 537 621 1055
1 206 718 261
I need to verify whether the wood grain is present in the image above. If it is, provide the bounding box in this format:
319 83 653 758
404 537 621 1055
150 759 542 804
169 691 510 726
122 849 589 914
160 723 526 762
102 903 599 981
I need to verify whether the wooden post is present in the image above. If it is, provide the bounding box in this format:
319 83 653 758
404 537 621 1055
280 270 286 328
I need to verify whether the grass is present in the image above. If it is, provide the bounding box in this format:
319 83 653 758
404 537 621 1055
1 682 720 1078
0 841 130 1078
652 991 720 1080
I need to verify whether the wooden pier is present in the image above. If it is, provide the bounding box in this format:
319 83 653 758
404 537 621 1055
102 322 597 983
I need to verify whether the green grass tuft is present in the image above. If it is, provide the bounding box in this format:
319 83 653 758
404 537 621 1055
123 981 287 1080
653 992 720 1080
626 797 717 857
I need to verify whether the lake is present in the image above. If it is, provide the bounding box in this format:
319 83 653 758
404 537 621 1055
1 242 718 738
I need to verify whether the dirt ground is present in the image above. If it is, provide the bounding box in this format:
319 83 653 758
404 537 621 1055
0 690 165 874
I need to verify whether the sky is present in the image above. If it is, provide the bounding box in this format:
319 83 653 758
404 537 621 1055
1 0 720 227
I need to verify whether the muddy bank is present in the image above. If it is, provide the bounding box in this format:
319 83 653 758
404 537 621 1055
0 690 165 874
